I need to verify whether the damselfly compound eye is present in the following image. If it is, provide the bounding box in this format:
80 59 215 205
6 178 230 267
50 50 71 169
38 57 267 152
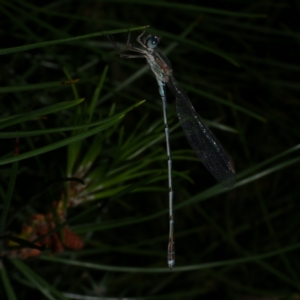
146 36 159 48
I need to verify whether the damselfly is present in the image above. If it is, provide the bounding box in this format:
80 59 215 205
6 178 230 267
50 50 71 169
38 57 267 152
109 31 235 269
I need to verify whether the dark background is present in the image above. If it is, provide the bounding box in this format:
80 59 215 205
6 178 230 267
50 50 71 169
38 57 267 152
1 0 300 299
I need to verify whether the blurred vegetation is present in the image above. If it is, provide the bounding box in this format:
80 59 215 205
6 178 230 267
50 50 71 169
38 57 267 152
0 0 300 299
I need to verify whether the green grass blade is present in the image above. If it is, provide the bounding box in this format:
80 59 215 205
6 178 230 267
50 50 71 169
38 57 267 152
0 116 124 166
103 1 266 18
0 99 84 129
0 26 149 55
0 260 17 300
0 79 79 93
0 160 18 252
11 259 68 300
